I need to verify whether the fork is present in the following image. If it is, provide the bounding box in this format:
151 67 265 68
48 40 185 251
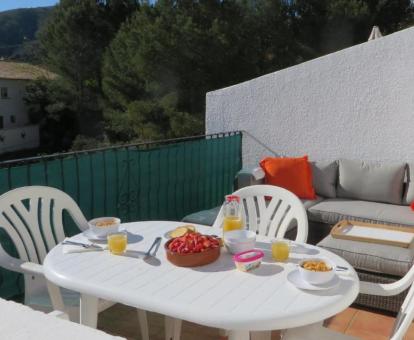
62 240 102 249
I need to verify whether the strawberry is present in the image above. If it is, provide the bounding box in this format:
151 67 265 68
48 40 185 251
168 232 220 254
203 240 211 248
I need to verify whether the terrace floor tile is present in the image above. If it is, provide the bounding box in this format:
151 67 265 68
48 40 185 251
324 307 359 333
342 309 394 339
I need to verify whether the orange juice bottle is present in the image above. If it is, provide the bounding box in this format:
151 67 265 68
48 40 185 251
222 195 243 235
223 216 243 231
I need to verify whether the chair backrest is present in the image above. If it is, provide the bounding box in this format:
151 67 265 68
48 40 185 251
213 185 308 242
0 186 88 265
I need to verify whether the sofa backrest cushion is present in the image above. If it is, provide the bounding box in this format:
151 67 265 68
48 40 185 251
311 161 338 198
259 156 316 199
403 163 414 205
337 159 406 205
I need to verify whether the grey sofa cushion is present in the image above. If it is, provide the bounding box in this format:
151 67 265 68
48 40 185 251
337 159 406 204
403 163 414 205
318 235 414 277
308 198 414 227
301 195 324 209
311 161 337 198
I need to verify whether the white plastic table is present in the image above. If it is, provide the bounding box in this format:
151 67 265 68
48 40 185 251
44 221 359 340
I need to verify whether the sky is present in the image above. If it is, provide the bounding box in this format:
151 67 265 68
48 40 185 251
0 0 58 12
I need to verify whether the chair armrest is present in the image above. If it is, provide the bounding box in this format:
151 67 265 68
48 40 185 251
20 261 44 276
0 244 44 276
235 167 265 189
359 279 411 297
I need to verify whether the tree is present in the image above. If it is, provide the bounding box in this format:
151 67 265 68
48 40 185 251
26 0 414 153
38 0 140 137
25 78 80 152
292 0 414 55
102 0 301 141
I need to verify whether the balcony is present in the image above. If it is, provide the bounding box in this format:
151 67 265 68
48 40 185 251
0 130 413 340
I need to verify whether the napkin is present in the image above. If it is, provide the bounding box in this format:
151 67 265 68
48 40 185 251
62 238 105 254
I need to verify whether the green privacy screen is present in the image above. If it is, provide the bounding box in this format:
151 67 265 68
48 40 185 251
0 132 242 298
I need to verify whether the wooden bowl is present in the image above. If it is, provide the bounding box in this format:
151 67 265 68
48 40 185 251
164 240 221 267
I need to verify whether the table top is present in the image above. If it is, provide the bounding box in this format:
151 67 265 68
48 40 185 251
44 221 360 331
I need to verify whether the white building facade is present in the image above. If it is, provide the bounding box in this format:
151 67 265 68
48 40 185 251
0 62 42 154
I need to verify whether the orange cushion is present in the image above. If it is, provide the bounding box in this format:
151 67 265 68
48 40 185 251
259 156 316 200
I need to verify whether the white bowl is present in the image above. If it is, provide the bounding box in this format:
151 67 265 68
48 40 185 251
299 258 336 285
224 230 256 254
88 217 120 237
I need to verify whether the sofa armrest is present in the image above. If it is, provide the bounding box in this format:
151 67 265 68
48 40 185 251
235 167 265 190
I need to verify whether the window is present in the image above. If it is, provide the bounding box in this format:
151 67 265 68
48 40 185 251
0 116 3 129
0 87 8 99
10 115 15 124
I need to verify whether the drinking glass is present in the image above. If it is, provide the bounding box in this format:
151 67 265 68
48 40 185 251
271 239 290 261
107 231 127 255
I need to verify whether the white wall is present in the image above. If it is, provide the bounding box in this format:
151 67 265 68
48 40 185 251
206 27 414 167
0 79 30 128
0 124 39 154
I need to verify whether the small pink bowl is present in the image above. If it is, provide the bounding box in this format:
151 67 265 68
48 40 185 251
233 249 264 272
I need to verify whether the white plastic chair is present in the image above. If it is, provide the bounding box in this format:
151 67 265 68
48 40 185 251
213 184 309 242
284 264 414 340
167 185 309 340
0 186 149 340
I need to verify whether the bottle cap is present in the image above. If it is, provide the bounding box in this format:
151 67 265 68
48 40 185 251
225 195 240 203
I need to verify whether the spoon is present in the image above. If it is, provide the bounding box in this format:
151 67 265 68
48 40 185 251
144 237 162 259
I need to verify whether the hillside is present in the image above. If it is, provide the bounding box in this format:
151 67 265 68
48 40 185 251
0 7 52 61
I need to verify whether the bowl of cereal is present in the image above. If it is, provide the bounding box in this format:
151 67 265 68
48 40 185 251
299 258 335 285
88 217 120 237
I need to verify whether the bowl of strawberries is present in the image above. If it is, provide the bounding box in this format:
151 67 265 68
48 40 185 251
165 231 221 267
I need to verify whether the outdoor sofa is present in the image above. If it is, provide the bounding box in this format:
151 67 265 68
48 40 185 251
183 159 414 313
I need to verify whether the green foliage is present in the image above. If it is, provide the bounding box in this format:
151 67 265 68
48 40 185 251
70 135 110 151
0 7 51 60
38 0 140 138
291 0 413 54
21 0 414 152
102 0 304 141
25 78 80 152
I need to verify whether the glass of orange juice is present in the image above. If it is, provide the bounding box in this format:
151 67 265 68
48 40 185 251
107 231 127 255
271 239 290 261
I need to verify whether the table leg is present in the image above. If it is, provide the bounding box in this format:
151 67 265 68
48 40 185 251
137 309 149 340
228 330 250 340
80 293 99 328
219 329 229 337
165 316 182 340
251 331 271 340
